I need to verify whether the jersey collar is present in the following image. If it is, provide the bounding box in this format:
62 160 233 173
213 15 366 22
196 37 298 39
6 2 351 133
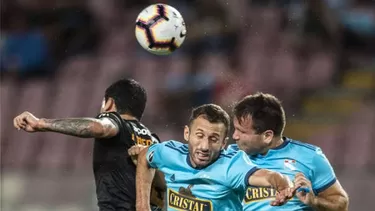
253 137 290 158
272 137 290 150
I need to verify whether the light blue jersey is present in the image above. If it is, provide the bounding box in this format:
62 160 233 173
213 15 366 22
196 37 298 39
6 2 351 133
227 137 337 211
146 140 259 211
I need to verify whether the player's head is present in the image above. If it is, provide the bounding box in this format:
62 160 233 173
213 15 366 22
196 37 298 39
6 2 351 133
101 78 147 120
232 93 286 155
184 104 230 168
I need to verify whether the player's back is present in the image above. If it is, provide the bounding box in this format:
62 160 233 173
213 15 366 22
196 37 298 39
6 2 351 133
227 137 336 211
147 140 259 211
93 112 158 210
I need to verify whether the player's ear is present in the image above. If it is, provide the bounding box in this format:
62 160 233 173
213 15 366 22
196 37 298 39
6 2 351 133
263 130 274 144
184 125 190 142
103 97 116 112
221 137 228 149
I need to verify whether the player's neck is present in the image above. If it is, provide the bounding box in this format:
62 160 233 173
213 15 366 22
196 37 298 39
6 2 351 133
270 137 284 149
261 137 284 155
120 114 138 121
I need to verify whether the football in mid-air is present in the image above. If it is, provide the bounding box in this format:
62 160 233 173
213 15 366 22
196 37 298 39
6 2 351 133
135 4 187 55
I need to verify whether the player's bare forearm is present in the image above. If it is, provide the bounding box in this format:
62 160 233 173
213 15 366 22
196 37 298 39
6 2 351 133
136 147 156 211
309 181 349 211
40 118 118 138
249 169 290 191
312 194 349 211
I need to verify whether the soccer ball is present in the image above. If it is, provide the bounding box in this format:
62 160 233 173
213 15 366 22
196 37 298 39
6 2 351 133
135 4 187 55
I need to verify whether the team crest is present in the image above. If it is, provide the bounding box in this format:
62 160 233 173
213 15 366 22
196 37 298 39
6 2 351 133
284 159 297 171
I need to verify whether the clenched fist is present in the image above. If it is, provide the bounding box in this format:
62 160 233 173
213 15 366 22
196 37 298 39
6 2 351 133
13 111 45 132
128 144 148 165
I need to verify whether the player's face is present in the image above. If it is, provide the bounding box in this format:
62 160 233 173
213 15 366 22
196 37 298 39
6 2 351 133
184 116 227 168
232 116 270 155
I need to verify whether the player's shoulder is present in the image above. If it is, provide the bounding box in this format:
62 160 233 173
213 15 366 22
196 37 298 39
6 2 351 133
219 148 248 164
96 112 124 128
285 138 319 151
286 137 325 160
161 140 189 154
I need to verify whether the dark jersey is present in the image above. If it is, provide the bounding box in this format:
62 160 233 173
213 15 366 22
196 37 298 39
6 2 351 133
93 112 159 211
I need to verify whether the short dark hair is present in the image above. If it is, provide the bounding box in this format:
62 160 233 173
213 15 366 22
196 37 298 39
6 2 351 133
105 78 147 120
233 93 286 136
189 104 230 137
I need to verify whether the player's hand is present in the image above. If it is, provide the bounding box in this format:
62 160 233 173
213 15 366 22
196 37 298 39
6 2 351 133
270 185 300 206
128 145 147 165
13 111 44 132
294 172 316 206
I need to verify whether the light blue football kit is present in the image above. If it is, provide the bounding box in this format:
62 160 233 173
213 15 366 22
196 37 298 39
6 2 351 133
146 140 259 211
227 137 337 211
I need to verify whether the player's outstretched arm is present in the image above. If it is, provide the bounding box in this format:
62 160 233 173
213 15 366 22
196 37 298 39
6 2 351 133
248 169 299 206
136 146 155 211
13 111 119 138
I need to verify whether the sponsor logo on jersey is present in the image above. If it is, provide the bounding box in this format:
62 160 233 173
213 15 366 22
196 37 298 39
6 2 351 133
133 125 152 136
244 186 277 203
130 125 158 146
168 185 212 211
132 133 154 146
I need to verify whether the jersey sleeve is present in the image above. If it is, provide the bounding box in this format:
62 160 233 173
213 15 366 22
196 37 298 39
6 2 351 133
96 112 135 147
227 151 259 191
311 148 337 195
146 141 169 169
151 133 161 144
96 112 123 129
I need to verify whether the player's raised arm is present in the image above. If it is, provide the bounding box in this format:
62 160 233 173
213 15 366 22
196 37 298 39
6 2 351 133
13 111 119 138
136 141 167 211
136 146 155 211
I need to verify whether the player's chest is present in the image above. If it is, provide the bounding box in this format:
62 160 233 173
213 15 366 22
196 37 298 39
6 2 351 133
164 170 230 211
251 157 311 178
164 169 227 190
162 164 229 195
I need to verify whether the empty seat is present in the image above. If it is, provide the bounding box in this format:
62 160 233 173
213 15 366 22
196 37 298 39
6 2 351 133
268 51 301 108
36 57 94 171
304 52 335 89
133 57 165 118
241 52 266 90
3 79 50 169
341 105 375 171
338 172 375 210
308 126 341 165
1 78 15 160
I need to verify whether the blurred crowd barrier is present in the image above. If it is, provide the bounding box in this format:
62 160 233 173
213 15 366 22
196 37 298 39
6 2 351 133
1 0 375 210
